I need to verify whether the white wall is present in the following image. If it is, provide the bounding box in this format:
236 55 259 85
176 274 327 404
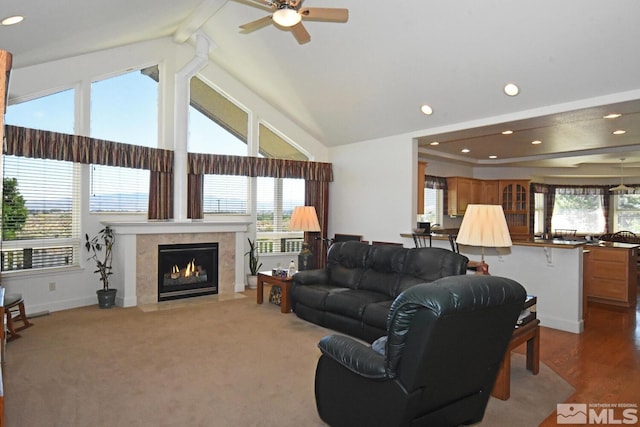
3 38 328 314
328 134 415 244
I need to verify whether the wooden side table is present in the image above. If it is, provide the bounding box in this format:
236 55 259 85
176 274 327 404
256 271 293 314
492 318 540 400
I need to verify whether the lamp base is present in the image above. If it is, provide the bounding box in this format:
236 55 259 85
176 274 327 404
298 241 314 271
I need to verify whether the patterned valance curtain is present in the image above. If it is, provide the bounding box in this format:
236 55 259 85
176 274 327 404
5 125 173 171
187 153 333 181
424 175 447 189
5 125 333 224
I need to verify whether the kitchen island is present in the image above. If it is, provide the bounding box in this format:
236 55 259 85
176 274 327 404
401 233 586 333
402 233 639 333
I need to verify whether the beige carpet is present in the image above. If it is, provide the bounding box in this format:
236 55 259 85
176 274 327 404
4 291 573 427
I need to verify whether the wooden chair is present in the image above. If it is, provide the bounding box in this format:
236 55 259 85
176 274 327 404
3 293 33 342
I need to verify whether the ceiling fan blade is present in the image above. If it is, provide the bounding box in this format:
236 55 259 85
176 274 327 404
245 0 275 8
291 22 311 44
300 7 348 22
239 15 273 32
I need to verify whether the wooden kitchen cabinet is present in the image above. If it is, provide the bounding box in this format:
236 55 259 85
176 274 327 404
584 243 638 308
447 177 473 216
499 180 530 239
481 180 499 204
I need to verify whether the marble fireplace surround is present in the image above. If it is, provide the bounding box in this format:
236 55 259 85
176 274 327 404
105 221 251 307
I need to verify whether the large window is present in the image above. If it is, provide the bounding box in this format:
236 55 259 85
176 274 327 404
533 192 544 234
89 68 157 213
551 192 605 235
190 77 251 216
613 194 640 232
3 89 81 272
256 178 305 253
423 188 443 226
203 175 249 214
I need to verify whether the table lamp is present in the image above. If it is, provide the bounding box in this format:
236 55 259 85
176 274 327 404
289 206 321 270
456 204 512 272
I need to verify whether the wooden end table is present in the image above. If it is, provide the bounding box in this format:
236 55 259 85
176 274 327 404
256 271 293 314
492 318 540 400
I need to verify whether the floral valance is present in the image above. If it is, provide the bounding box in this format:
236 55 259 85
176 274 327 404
5 125 173 172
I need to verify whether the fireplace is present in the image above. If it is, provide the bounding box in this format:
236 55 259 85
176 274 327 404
158 242 218 301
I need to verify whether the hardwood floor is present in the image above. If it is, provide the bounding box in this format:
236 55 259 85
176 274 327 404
532 287 640 426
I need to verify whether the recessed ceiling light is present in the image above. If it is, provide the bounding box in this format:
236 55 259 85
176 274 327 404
429 141 439 146
613 130 626 135
504 83 519 96
1 15 24 26
531 140 542 145
501 130 514 135
489 155 497 159
603 113 622 119
420 104 433 115
461 148 470 153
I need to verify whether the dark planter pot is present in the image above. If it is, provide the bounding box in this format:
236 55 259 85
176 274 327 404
97 288 117 309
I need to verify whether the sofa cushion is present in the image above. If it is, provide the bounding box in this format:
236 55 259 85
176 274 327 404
291 284 348 310
326 241 371 289
361 300 393 330
402 247 468 282
324 289 390 319
358 245 407 296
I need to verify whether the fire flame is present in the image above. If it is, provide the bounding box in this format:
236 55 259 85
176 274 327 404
185 259 196 277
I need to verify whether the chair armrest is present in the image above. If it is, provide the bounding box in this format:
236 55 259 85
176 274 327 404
293 269 328 286
318 335 389 380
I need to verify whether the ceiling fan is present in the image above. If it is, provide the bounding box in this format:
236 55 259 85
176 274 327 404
610 158 633 192
238 0 349 44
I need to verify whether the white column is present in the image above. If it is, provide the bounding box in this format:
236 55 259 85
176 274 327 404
173 33 211 221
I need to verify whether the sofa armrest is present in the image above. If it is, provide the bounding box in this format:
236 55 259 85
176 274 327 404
318 335 389 380
293 268 329 286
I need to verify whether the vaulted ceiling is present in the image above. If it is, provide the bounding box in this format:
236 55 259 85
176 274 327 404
3 0 640 178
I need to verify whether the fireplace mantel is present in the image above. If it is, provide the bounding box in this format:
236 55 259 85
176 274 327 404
105 220 251 235
104 220 251 307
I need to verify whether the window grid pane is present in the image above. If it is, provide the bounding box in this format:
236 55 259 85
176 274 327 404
90 165 150 212
2 156 80 271
203 175 249 214
551 193 605 234
89 68 158 213
423 188 443 226
256 177 304 253
614 194 640 233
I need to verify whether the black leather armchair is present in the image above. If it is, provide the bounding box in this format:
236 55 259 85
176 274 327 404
314 275 526 427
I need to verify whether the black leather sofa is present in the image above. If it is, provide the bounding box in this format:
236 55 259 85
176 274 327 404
290 241 469 342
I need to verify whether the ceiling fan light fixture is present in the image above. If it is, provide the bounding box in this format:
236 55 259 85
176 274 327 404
272 7 301 27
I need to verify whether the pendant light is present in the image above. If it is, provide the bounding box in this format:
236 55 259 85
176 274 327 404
610 158 632 192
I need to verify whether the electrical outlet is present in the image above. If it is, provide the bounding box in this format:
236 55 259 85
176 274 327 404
49 282 56 291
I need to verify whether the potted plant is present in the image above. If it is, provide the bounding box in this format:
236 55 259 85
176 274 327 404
244 238 262 289
85 226 117 308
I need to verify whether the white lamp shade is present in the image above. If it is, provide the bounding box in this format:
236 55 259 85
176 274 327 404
456 204 512 248
289 206 321 232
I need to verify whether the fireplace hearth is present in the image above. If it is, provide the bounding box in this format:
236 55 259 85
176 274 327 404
158 242 218 301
